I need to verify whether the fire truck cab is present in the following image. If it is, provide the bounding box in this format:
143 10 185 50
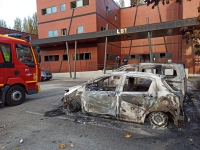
0 34 41 107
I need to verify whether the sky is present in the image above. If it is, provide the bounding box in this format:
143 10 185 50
0 0 36 28
0 0 130 28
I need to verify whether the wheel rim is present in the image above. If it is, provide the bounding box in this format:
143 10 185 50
11 90 22 102
149 112 168 127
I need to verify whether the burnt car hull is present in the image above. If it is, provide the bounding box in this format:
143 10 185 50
62 72 184 127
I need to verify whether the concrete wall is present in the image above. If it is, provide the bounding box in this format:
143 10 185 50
53 70 113 79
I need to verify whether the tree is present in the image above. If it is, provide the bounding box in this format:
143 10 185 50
119 0 125 8
27 16 34 34
22 17 29 32
130 0 145 7
32 12 38 35
0 19 7 28
13 17 22 31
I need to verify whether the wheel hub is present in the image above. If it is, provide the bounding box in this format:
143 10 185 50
149 112 168 127
12 91 22 101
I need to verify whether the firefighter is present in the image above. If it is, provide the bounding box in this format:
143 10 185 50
116 56 121 68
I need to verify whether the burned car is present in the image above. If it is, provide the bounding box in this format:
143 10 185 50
113 63 187 97
62 72 184 127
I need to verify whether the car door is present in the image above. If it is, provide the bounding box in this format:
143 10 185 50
119 75 157 123
82 75 122 116
14 43 37 82
0 42 14 84
0 45 4 86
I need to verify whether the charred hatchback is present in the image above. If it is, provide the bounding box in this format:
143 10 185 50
62 72 184 127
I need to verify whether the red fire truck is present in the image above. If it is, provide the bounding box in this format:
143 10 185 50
0 34 41 107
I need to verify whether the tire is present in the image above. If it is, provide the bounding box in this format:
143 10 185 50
66 100 81 113
149 112 168 128
6 85 26 106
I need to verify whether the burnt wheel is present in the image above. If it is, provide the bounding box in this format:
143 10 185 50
67 100 81 113
6 85 26 106
149 112 168 128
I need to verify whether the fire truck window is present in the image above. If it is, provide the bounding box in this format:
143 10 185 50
16 45 34 63
0 43 11 63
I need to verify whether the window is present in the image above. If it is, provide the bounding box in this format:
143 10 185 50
86 75 121 91
123 77 152 92
164 68 177 78
85 53 91 60
42 6 57 15
16 44 34 66
76 0 83 7
72 53 91 60
60 4 66 11
61 28 67 36
101 26 106 31
44 55 59 61
0 43 11 62
48 30 58 37
52 6 57 13
46 7 52 14
107 54 116 60
70 0 89 8
160 53 165 58
79 53 84 60
106 7 117 20
63 54 68 60
77 26 84 34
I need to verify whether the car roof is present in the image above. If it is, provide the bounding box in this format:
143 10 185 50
94 71 165 79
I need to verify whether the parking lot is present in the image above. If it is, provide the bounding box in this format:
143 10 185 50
0 78 200 150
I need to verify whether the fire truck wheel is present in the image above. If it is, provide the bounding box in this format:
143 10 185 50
6 85 26 106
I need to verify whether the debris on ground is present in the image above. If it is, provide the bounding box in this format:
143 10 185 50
0 125 6 131
188 138 193 142
125 134 132 138
70 143 74 148
20 138 23 143
60 144 66 149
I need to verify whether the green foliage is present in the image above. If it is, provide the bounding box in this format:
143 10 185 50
13 17 22 31
14 12 38 35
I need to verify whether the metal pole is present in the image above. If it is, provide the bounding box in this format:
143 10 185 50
66 42 72 78
146 17 153 63
157 5 168 53
103 23 108 74
74 41 77 79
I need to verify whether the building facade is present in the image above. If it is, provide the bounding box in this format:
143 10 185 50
35 0 200 76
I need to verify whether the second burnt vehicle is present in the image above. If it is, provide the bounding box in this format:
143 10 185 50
113 63 187 98
62 72 184 128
